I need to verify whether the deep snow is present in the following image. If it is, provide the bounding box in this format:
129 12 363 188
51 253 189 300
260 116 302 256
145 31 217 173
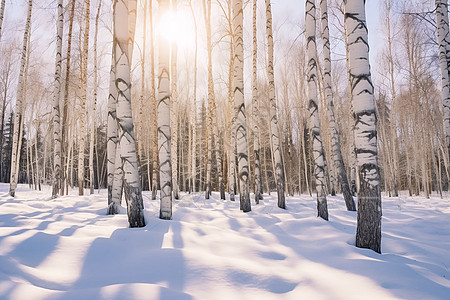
0 183 449 299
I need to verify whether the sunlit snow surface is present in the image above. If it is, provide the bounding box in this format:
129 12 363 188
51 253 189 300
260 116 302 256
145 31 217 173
0 183 449 299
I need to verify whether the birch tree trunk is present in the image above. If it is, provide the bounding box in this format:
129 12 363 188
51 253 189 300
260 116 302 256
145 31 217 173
306 0 328 220
51 0 64 198
9 0 32 197
320 0 355 211
344 0 382 253
171 0 179 200
158 0 172 220
252 0 262 203
78 0 90 196
265 0 285 209
0 0 5 43
113 0 145 227
150 1 158 200
61 0 76 196
227 1 236 202
89 0 101 195
436 0 450 158
189 0 198 193
232 0 251 212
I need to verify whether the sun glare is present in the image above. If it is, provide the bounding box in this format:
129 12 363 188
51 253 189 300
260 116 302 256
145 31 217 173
157 10 195 50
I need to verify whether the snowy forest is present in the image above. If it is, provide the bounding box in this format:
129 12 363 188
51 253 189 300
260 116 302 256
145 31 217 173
0 0 449 299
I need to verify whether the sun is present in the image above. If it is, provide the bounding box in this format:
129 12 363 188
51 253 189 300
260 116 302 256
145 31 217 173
157 9 196 51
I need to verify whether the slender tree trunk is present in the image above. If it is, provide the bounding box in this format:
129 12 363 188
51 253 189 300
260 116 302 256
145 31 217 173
232 0 251 212
252 0 262 203
189 0 198 193
320 0 355 211
61 0 76 196
158 0 173 220
0 0 5 42
265 0 285 209
78 0 90 196
171 0 180 200
52 0 64 198
9 0 32 197
306 0 328 220
150 0 158 200
89 0 101 195
344 0 382 253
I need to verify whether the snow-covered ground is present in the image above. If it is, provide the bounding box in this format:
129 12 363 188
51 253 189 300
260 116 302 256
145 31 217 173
0 183 449 300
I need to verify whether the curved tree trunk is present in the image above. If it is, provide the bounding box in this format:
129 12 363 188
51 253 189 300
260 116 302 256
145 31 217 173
10 0 32 197
344 0 382 253
306 0 328 220
265 0 285 209
232 0 251 212
158 0 173 220
320 0 355 211
52 0 64 198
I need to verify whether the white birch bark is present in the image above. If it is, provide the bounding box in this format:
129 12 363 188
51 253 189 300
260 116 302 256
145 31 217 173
9 0 32 197
113 0 145 227
306 0 328 220
51 0 64 198
171 0 179 200
78 0 90 196
436 0 450 157
344 0 381 253
228 3 236 201
89 0 101 195
265 0 285 208
252 0 262 203
150 1 158 200
189 0 198 193
232 0 250 212
0 0 5 43
158 0 172 220
320 0 355 211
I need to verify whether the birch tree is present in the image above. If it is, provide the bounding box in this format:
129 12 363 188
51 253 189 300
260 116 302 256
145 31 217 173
150 0 158 200
158 0 172 220
112 0 145 227
265 0 285 209
436 0 450 157
171 0 179 200
0 0 5 42
51 0 64 198
252 0 262 203
320 0 355 211
189 0 198 193
61 0 76 195
306 0 328 220
232 0 250 212
78 0 90 196
203 0 225 200
9 0 32 197
344 0 381 253
89 0 102 195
